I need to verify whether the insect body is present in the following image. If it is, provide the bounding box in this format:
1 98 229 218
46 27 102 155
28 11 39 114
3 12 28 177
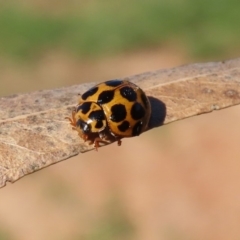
66 80 151 150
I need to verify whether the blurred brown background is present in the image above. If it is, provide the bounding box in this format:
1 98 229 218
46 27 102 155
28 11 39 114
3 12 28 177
1 1 240 240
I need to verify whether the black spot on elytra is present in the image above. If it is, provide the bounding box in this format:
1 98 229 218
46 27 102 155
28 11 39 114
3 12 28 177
88 110 105 121
95 121 104 129
110 104 127 122
82 87 98 100
77 119 91 133
131 102 145 120
77 102 91 114
97 90 115 104
105 80 123 87
120 86 137 102
118 121 130 132
132 121 143 136
141 93 149 108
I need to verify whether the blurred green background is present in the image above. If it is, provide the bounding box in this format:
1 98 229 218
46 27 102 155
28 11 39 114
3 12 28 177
1 1 240 240
1 0 240 96
1 0 240 61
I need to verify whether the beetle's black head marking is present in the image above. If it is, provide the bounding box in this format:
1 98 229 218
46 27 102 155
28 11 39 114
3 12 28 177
95 121 104 129
77 119 91 133
88 109 105 121
77 102 92 114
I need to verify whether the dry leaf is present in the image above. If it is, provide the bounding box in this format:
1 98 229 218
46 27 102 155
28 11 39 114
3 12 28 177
1 58 240 188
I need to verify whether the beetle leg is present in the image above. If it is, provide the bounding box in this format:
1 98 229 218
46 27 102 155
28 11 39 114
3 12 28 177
93 138 110 151
117 139 122 146
65 109 77 128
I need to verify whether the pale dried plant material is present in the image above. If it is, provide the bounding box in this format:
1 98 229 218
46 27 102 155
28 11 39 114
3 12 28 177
1 58 240 188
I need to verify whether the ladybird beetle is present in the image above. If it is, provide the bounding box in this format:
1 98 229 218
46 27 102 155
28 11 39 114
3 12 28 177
66 79 151 150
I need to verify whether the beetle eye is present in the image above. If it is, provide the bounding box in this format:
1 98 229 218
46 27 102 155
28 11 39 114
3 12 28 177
77 119 91 133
